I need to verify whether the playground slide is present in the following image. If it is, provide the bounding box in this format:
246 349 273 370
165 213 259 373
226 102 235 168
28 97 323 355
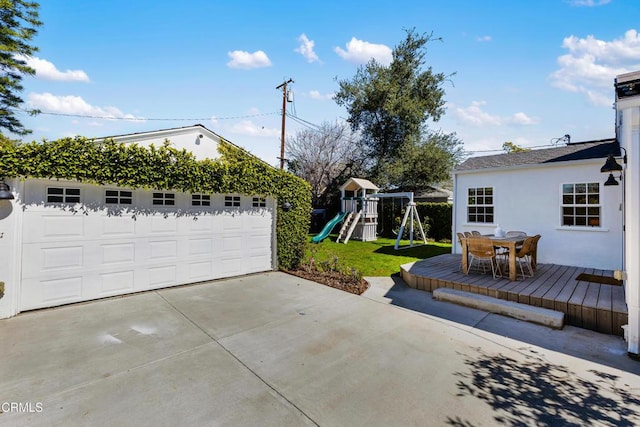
312 211 349 243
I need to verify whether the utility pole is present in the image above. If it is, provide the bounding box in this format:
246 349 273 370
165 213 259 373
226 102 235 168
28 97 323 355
276 78 293 169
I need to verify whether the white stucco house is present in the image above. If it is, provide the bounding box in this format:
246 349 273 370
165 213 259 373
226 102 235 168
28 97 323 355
453 70 640 357
452 138 623 271
0 124 277 319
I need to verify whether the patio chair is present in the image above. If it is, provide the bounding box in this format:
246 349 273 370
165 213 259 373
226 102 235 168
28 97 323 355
514 235 539 279
505 230 526 237
466 237 502 279
471 230 481 236
463 231 473 237
456 232 467 272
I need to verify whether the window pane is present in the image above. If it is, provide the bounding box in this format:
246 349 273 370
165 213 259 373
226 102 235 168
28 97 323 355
563 216 574 226
66 188 80 196
588 207 600 215
588 183 599 193
486 206 494 214
153 193 162 198
152 200 163 205
588 195 599 204
576 207 586 215
165 193 175 199
106 190 118 197
576 217 587 226
562 184 573 194
469 214 476 222
48 195 63 203
121 198 132 205
485 187 493 196
477 188 484 196
575 195 586 204
562 195 573 204
575 183 586 194
66 196 80 203
121 191 132 198
468 196 475 205
106 197 118 204
486 215 494 223
485 196 493 205
563 207 574 216
468 188 476 196
48 187 63 195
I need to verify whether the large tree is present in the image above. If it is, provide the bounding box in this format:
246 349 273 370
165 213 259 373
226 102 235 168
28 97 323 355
334 28 452 184
382 129 464 191
286 121 364 208
0 0 42 135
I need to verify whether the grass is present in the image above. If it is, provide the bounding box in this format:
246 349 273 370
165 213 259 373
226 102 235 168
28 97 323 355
305 235 452 277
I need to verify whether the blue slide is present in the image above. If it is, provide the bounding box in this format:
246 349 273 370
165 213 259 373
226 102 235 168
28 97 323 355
312 212 349 243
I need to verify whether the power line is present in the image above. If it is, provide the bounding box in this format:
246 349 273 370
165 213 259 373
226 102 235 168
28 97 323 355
15 107 279 122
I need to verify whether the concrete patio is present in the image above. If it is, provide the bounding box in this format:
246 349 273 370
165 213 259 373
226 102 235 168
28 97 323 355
1 271 639 426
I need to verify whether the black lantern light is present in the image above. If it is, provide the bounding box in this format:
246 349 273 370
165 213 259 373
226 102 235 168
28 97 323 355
0 181 14 200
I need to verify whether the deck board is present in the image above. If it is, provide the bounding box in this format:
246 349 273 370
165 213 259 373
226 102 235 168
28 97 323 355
400 254 627 336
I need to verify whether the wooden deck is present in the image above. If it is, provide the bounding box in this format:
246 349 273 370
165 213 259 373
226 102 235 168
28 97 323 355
400 254 627 336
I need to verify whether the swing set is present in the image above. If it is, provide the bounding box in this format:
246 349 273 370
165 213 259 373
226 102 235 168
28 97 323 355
370 192 427 250
324 178 426 250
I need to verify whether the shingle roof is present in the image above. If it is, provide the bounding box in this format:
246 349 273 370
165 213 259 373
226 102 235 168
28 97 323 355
454 138 619 172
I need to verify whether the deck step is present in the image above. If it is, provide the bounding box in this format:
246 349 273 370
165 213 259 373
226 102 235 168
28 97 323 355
433 288 565 329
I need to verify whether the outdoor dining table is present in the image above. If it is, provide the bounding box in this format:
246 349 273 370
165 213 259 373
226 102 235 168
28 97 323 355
460 235 528 281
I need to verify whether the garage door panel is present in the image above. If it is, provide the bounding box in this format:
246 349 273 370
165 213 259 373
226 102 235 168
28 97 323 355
100 216 136 237
101 242 136 265
99 270 135 295
186 261 213 281
148 265 177 288
149 240 178 260
22 213 85 243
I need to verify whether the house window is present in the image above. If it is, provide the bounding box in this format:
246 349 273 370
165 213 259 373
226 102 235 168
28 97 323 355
152 192 175 206
224 195 241 207
192 194 211 206
105 190 132 205
467 187 493 223
561 183 600 227
252 196 266 208
47 187 81 204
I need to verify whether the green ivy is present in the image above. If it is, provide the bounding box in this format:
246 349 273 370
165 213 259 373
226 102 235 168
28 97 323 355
0 136 311 269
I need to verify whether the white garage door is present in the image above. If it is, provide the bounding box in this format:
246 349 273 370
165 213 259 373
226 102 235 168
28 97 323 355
19 180 275 311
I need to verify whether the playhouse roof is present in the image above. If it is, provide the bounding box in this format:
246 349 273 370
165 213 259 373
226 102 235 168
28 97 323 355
455 138 619 172
340 178 379 192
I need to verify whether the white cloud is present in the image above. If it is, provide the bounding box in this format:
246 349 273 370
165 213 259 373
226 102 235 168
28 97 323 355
295 33 319 63
452 101 539 126
27 92 142 121
226 50 272 69
567 0 611 6
16 55 90 82
549 29 640 106
334 37 392 65
309 90 334 101
476 35 492 42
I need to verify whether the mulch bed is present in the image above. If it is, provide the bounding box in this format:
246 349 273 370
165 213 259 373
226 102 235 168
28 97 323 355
285 269 370 295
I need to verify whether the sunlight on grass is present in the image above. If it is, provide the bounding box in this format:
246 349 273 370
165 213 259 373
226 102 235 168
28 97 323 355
305 235 451 277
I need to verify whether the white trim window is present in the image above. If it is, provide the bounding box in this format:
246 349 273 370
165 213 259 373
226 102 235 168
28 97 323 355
224 195 241 208
47 187 81 204
561 182 600 227
192 194 211 207
467 187 494 223
152 192 175 206
105 189 133 205
252 196 266 208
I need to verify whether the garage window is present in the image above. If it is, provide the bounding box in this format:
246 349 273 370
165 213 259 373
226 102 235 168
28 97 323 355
252 196 266 208
47 187 81 204
192 194 211 206
105 190 133 205
225 195 241 207
153 192 175 206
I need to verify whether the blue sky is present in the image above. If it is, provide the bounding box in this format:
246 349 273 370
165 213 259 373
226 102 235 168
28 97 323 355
15 0 640 165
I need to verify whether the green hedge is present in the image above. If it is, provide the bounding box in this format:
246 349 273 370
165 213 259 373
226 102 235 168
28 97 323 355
0 136 311 269
378 200 451 242
415 202 452 241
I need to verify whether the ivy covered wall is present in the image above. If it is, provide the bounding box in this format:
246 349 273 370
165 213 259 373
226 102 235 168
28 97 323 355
0 136 311 269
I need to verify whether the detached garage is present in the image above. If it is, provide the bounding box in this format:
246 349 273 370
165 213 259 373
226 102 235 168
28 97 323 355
0 125 310 318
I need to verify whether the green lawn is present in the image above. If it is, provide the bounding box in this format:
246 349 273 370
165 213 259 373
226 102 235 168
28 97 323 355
305 235 452 277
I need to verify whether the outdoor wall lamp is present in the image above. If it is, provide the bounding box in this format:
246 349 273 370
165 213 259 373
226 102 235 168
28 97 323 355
0 180 14 200
601 148 627 186
281 201 292 212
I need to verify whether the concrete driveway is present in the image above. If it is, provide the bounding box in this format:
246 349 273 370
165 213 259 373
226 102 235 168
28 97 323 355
1 272 639 426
